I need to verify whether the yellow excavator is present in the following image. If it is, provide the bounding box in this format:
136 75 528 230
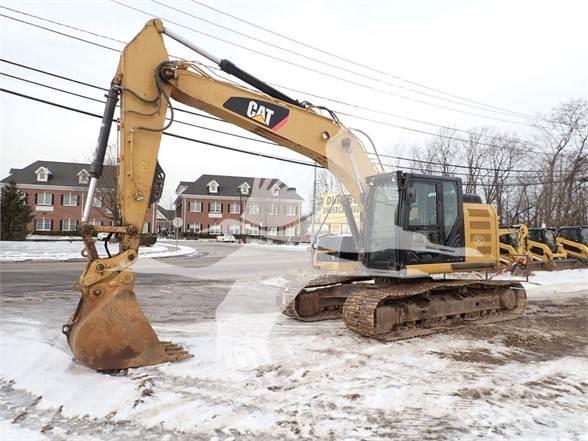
64 20 526 371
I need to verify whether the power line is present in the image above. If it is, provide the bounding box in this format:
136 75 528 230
109 0 535 127
0 87 322 168
2 5 542 139
1 60 558 175
188 0 532 118
0 5 126 45
152 0 530 119
0 13 120 52
0 11 549 151
2 84 580 188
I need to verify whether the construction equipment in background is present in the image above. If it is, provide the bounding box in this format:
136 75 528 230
64 20 526 371
498 224 529 273
557 226 588 263
527 227 579 270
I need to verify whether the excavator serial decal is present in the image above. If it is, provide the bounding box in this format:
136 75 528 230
223 97 289 131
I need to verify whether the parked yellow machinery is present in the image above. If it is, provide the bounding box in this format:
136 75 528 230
498 224 529 271
557 226 588 263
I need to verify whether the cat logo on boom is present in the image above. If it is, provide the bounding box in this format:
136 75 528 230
223 97 289 131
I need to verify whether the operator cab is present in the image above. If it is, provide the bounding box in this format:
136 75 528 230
528 227 559 253
559 226 588 246
362 171 466 271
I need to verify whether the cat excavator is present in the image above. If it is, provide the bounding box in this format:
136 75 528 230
64 20 526 371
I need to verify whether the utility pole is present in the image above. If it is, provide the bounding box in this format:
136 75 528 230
310 163 317 243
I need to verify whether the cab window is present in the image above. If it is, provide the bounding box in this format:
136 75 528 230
442 181 458 238
408 182 437 226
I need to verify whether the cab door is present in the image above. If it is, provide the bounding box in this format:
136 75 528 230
400 175 464 265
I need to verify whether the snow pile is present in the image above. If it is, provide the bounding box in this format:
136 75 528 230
0 241 197 262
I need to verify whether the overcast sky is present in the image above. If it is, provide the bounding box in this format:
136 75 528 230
1 0 587 209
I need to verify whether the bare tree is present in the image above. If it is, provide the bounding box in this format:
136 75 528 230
95 144 119 225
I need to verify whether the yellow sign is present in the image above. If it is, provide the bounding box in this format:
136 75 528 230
320 193 361 225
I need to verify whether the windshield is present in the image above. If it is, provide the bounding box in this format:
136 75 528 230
365 177 399 258
544 229 557 252
582 228 588 245
528 229 542 242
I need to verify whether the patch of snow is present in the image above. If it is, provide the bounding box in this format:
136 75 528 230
0 241 196 262
259 276 289 288
0 420 48 441
27 235 82 241
242 241 309 251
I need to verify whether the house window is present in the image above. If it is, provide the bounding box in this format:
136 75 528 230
209 224 222 235
61 219 78 231
37 192 53 206
286 226 296 236
207 180 219 194
269 204 279 215
78 169 90 184
210 201 222 214
248 203 259 215
35 166 50 182
268 226 277 236
189 223 201 233
245 223 259 235
92 196 102 207
229 203 240 214
272 184 280 196
36 218 51 231
229 224 240 235
287 204 297 216
189 201 202 212
62 193 78 207
239 182 250 195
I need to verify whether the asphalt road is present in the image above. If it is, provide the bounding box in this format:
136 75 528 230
0 241 309 294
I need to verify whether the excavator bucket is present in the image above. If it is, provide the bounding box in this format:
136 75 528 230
63 270 191 371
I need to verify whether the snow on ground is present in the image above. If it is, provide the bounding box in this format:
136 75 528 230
0 267 587 439
0 419 48 441
241 241 309 251
0 241 196 262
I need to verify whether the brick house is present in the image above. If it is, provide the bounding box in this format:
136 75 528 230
175 174 304 239
155 204 175 236
0 160 157 234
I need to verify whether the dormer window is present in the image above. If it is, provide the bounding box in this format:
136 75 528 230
207 180 219 194
77 169 90 184
35 166 51 182
239 182 250 195
271 184 280 196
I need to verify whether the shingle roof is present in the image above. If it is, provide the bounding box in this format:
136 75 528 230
181 174 303 200
157 204 176 221
1 160 117 187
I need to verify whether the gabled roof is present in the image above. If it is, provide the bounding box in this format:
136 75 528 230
1 160 117 187
157 204 176 221
180 174 303 200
